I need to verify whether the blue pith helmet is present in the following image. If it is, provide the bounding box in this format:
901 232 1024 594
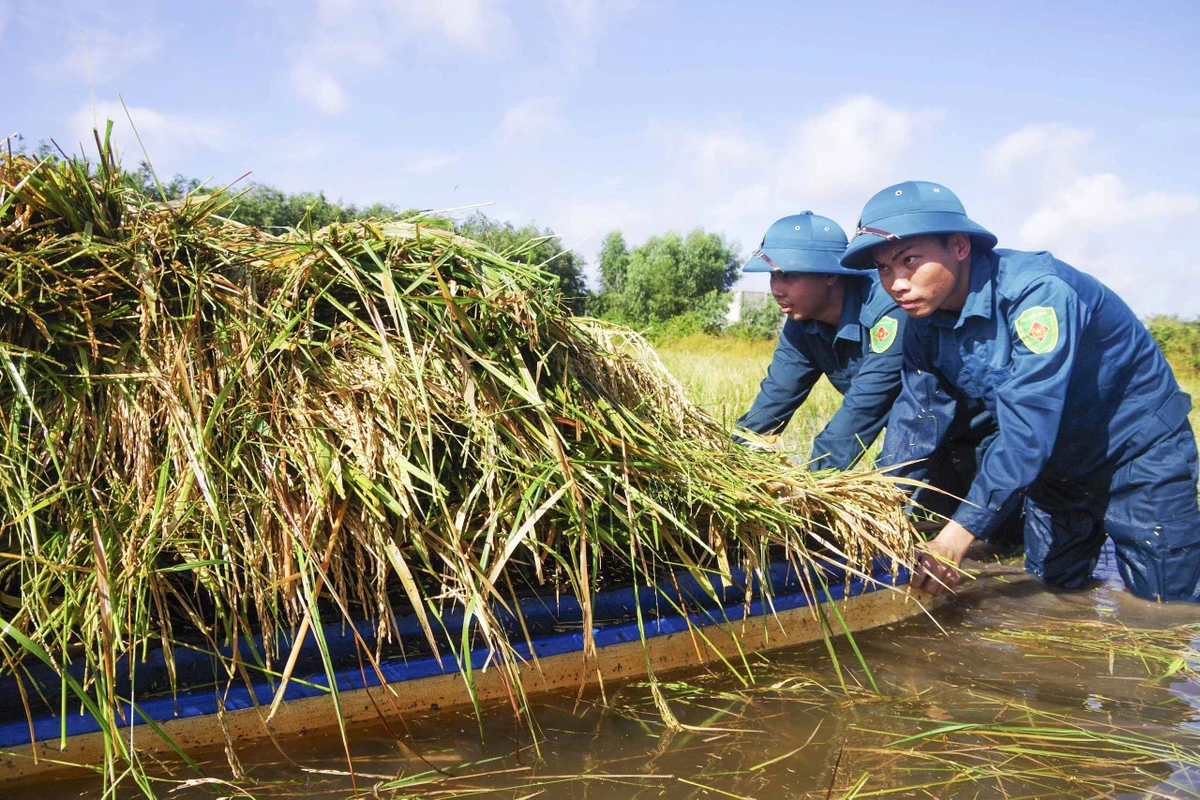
840 181 998 269
742 211 858 276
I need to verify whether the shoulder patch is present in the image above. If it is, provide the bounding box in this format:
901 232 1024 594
869 315 898 353
1015 306 1059 354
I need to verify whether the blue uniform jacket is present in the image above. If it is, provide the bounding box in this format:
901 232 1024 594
737 277 905 470
880 248 1189 541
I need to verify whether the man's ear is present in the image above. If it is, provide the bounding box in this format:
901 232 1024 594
953 233 972 262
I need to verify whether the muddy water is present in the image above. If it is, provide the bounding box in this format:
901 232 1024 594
41 543 1200 799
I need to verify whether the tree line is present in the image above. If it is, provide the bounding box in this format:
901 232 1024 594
119 162 783 339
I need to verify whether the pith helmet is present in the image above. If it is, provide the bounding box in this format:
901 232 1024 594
840 181 997 269
742 211 858 276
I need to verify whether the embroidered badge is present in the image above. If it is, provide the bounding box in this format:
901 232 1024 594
870 315 898 353
1015 306 1059 354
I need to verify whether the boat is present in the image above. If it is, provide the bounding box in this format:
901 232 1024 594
0 558 931 782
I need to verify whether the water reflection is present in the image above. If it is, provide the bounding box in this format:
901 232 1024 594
34 544 1200 799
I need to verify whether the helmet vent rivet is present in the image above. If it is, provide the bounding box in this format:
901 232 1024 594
795 225 801 230
895 190 903 196
824 226 830 231
933 187 941 193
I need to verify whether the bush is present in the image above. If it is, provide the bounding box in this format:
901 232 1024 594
642 290 731 343
727 296 784 340
1146 316 1200 374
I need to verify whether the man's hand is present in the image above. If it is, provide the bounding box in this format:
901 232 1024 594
910 520 976 596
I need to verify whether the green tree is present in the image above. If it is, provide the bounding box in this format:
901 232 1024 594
598 230 630 294
221 185 373 230
122 162 400 230
125 161 202 201
606 228 739 325
456 213 589 312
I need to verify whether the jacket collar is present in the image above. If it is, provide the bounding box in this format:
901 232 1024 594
798 278 866 342
835 278 867 342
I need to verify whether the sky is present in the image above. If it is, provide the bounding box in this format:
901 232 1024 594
6 0 1200 314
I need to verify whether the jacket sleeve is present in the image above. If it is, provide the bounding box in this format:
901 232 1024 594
808 313 906 470
876 320 958 481
952 278 1088 539
735 324 821 437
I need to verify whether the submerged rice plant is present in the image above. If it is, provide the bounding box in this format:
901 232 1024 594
0 132 918 793
983 618 1200 681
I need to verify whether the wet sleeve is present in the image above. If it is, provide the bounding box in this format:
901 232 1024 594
952 279 1088 539
808 313 907 470
876 321 958 482
735 327 821 437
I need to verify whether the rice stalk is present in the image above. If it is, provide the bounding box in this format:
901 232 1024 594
0 138 918 794
982 618 1200 681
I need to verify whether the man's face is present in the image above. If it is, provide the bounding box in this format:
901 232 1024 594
871 234 970 317
769 272 836 322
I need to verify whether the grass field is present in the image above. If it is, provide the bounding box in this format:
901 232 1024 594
655 335 841 457
656 333 1200 460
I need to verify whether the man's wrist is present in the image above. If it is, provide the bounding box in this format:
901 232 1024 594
939 521 977 563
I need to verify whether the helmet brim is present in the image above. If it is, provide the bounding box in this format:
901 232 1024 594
743 246 862 276
840 211 997 270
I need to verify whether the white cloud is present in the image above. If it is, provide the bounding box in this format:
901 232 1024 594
405 152 458 174
552 0 639 66
778 95 943 199
985 122 1094 178
1015 173 1200 314
633 96 941 270
287 0 513 114
68 100 228 168
309 0 509 51
709 182 772 226
290 64 349 116
669 126 769 179
499 96 563 142
1017 173 1193 247
387 0 508 50
57 28 163 84
978 122 1200 315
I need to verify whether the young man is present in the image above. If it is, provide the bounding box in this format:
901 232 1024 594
841 181 1200 602
735 212 904 470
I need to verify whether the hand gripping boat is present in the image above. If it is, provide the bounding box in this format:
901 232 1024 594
0 558 929 783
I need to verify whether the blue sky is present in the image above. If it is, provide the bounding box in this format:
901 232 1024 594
7 0 1200 313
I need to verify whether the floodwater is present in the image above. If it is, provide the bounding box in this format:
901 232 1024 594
35 543 1200 799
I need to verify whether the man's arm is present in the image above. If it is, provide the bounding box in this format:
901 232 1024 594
735 322 821 437
808 312 906 470
951 279 1085 540
876 321 972 596
915 279 1087 595
876 321 957 478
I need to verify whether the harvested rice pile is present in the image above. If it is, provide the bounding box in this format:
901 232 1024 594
0 139 916 777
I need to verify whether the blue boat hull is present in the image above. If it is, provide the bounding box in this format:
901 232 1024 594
0 559 926 781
